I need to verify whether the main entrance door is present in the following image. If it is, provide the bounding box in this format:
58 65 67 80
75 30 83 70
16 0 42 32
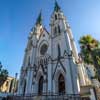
38 76 43 95
58 74 65 94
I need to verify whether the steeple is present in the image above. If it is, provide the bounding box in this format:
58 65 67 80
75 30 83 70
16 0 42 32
54 0 61 12
36 11 42 25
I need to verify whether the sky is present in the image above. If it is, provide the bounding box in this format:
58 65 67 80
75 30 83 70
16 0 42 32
0 0 100 77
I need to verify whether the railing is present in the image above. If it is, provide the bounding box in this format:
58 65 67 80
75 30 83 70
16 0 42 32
7 93 81 100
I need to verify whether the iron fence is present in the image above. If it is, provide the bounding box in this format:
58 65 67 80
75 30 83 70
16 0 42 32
7 93 81 100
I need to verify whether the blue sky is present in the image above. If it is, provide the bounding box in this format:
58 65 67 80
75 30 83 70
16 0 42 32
0 0 100 77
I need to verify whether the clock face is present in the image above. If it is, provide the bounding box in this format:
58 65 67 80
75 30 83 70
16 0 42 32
40 44 48 55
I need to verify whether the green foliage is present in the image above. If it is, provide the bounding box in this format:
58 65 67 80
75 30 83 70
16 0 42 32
79 35 99 64
92 49 100 67
0 62 8 88
92 48 100 81
79 35 100 81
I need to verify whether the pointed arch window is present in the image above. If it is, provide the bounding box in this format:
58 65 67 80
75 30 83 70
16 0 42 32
57 44 61 58
58 25 61 33
54 27 57 36
55 14 57 20
28 56 30 66
54 26 61 37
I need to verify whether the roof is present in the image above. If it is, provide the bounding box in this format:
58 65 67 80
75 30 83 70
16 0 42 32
54 0 61 12
36 11 42 25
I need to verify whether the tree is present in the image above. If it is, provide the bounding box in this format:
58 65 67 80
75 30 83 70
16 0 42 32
79 35 100 81
92 48 100 81
0 62 8 88
79 35 99 64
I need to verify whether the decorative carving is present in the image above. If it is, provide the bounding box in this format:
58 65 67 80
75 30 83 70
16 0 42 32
53 44 66 79
38 57 48 66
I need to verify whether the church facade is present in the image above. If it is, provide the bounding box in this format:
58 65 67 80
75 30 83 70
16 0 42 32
18 1 97 100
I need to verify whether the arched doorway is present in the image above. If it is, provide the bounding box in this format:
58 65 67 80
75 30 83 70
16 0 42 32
58 74 65 94
38 76 43 95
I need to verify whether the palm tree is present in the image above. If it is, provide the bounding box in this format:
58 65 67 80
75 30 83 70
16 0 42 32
92 48 100 81
79 35 99 64
79 35 100 81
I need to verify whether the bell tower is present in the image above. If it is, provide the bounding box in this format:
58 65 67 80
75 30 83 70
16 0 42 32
18 11 44 95
50 1 78 61
50 1 72 59
50 1 80 94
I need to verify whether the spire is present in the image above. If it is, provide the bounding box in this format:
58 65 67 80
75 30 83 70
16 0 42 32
36 11 42 25
54 0 61 12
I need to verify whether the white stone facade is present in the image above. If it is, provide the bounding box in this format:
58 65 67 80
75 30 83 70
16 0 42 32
18 2 96 100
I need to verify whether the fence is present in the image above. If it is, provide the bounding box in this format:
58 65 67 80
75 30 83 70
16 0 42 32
7 93 81 100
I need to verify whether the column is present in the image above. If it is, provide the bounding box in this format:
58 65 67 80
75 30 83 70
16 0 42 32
47 63 52 93
25 67 33 94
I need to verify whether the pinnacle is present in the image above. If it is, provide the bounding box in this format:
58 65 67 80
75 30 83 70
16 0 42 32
36 11 42 25
54 0 61 12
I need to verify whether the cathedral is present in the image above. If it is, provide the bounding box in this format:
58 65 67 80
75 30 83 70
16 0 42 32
17 1 97 100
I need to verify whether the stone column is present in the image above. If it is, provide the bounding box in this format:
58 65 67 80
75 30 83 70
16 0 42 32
25 69 30 95
28 67 33 94
17 69 24 95
35 81 38 94
47 64 52 92
25 67 33 94
69 57 79 94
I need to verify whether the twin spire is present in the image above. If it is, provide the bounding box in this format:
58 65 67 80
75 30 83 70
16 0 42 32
54 0 61 12
35 0 61 25
36 11 42 25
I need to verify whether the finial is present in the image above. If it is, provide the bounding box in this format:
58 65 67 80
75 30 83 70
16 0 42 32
36 10 42 25
54 0 61 12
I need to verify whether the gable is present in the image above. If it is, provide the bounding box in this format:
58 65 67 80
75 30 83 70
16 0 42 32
38 27 50 42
